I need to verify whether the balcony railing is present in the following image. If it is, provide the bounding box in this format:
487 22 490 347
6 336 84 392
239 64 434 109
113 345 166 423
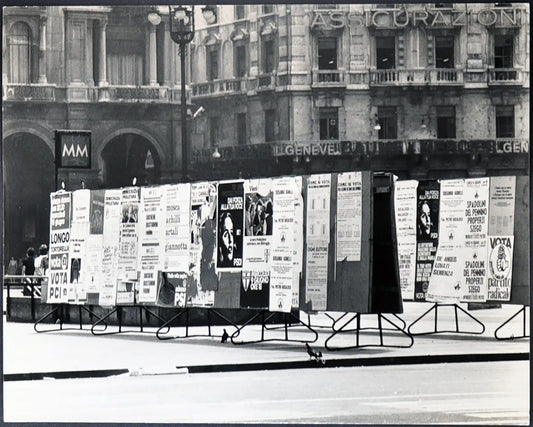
488 68 522 85
370 69 464 85
191 78 247 97
97 85 170 102
3 83 56 101
313 70 346 86
256 73 276 90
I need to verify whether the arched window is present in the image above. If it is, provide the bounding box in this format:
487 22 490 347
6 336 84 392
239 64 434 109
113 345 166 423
9 22 33 83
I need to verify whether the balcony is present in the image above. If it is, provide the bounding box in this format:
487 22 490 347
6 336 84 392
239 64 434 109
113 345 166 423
370 69 464 86
3 83 56 101
96 85 170 102
488 68 524 85
191 78 248 98
255 73 277 91
312 70 346 87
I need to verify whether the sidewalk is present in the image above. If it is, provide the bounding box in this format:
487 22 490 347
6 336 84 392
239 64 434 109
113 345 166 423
3 302 529 379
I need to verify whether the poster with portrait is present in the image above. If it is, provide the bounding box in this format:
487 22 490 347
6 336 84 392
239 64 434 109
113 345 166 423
460 177 489 302
137 186 165 304
100 189 122 306
68 189 91 304
85 189 105 302
157 271 188 307
118 187 140 284
46 191 72 304
216 181 244 271
414 180 440 301
269 176 296 313
336 171 362 262
163 184 191 272
188 181 217 307
426 179 466 303
292 177 304 308
394 180 418 301
241 179 273 308
305 174 331 311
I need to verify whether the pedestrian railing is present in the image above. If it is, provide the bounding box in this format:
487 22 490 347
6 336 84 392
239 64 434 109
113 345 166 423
3 275 44 321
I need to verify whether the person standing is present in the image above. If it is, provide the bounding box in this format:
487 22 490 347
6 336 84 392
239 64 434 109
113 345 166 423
21 247 36 276
34 244 49 276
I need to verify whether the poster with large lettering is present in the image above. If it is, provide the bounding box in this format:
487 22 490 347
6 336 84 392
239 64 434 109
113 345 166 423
292 177 303 308
117 187 140 303
137 186 164 304
157 271 187 307
241 179 273 308
394 180 418 301
68 189 91 304
336 172 362 262
414 180 440 301
100 189 121 306
461 177 490 302
305 174 331 311
46 191 72 303
269 176 296 313
216 181 244 271
188 182 217 307
426 179 466 303
163 184 191 272
85 189 105 303
487 176 515 301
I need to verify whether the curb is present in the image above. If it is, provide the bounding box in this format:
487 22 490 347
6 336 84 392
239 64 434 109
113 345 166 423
4 352 528 382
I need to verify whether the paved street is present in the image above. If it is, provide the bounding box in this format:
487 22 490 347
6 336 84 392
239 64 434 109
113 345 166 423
4 361 529 424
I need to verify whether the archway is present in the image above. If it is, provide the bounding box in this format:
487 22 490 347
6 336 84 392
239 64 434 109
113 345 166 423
101 133 161 188
3 132 54 267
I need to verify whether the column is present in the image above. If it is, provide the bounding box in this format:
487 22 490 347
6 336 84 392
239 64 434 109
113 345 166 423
97 19 108 86
38 16 47 83
148 23 158 86
163 20 173 86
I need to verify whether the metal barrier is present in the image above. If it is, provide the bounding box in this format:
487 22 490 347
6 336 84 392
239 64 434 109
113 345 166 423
3 275 44 322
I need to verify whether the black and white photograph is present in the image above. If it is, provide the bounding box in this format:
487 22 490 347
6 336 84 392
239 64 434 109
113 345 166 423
2 2 530 425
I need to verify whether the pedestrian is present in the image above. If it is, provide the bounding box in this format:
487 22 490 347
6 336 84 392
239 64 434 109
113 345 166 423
6 257 18 275
34 244 49 277
21 247 36 276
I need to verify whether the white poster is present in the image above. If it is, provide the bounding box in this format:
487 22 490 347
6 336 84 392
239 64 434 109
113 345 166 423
488 176 516 236
68 189 91 304
118 187 140 283
305 244 328 311
269 177 296 313
47 191 72 304
394 180 418 301
336 171 362 262
487 236 514 301
461 178 490 302
100 189 122 306
137 186 165 304
85 190 105 298
292 177 303 308
163 183 191 272
427 179 467 303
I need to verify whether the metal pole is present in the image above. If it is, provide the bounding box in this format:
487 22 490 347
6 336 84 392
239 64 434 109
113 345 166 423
180 41 188 182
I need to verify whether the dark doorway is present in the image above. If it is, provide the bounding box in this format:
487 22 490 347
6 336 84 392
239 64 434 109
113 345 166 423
102 133 161 188
3 133 54 266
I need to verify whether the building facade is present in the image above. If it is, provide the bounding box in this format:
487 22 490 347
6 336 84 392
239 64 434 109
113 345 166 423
2 3 530 263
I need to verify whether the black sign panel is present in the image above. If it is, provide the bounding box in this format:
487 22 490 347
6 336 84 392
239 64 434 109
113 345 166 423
55 130 91 168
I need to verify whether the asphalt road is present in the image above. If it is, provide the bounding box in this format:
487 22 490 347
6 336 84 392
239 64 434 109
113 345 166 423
4 360 529 424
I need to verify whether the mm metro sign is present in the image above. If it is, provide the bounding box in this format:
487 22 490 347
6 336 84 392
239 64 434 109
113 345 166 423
55 130 91 168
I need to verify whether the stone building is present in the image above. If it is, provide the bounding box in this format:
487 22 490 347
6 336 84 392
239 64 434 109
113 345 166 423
2 3 530 262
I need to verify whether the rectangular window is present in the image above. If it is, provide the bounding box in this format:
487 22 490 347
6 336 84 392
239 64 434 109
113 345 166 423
319 108 339 140
262 39 276 73
318 37 337 70
209 116 221 148
235 45 247 77
437 106 456 139
376 4 396 8
434 3 452 8
262 5 274 14
376 36 395 69
377 107 397 139
316 4 338 9
235 5 245 20
265 109 276 142
208 48 219 80
496 106 514 137
435 36 454 68
494 35 513 68
236 113 247 145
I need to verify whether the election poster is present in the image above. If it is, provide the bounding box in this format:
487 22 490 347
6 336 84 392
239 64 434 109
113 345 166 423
163 184 191 272
414 180 440 301
394 180 418 301
85 189 105 303
188 181 217 306
426 179 466 303
488 176 516 236
216 181 244 271
269 176 296 313
100 189 122 306
157 271 187 307
460 177 490 302
137 186 164 304
305 174 331 311
292 177 303 308
68 189 91 304
336 171 362 262
118 187 140 284
47 191 72 303
241 178 273 308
